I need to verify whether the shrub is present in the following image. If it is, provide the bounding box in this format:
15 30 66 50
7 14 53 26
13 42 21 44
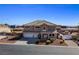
45 40 51 45
47 38 53 43
60 40 64 44
35 41 39 44
72 35 79 41
40 39 46 42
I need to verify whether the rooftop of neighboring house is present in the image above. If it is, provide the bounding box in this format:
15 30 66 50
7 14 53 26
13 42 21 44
61 28 78 31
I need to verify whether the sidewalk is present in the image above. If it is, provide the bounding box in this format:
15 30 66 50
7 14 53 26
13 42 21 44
14 41 28 45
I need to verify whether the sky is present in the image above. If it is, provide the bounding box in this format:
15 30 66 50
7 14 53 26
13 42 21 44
0 4 79 26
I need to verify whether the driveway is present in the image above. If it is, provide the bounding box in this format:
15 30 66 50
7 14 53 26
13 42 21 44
14 41 28 45
65 40 78 46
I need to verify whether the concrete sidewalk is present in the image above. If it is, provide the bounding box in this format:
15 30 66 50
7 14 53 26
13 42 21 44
14 41 28 45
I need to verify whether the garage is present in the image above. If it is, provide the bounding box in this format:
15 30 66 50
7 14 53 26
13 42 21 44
23 32 38 38
23 32 39 44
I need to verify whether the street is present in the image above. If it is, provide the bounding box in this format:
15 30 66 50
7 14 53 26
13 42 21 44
0 44 79 55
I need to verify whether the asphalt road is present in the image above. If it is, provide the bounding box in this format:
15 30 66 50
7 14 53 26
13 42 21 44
0 44 79 55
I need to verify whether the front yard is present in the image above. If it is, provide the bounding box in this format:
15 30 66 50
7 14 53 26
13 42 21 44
0 35 21 44
35 39 68 46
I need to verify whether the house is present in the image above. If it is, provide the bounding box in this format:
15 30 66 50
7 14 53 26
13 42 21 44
62 34 72 40
59 31 72 40
23 20 60 40
0 24 11 33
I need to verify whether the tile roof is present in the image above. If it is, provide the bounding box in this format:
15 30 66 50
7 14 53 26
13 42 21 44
23 20 57 26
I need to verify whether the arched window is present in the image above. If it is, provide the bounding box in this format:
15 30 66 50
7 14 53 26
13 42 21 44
52 34 54 36
49 34 51 36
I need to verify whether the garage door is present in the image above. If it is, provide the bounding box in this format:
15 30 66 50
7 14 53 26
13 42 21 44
23 32 38 38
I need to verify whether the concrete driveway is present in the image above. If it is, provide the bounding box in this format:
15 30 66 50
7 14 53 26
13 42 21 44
65 40 78 46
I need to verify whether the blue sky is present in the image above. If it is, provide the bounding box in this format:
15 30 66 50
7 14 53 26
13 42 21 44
0 4 79 26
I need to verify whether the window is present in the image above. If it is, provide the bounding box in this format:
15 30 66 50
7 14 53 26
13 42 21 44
49 34 51 36
52 34 54 36
43 27 45 29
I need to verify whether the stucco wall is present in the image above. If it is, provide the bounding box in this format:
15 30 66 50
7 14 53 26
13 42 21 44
0 26 11 33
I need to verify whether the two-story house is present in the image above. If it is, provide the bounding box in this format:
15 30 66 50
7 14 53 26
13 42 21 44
23 20 60 39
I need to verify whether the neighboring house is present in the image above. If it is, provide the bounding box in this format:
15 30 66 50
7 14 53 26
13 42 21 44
62 34 72 40
23 20 60 39
11 28 24 34
61 28 78 32
0 35 7 40
0 24 11 33
59 31 72 40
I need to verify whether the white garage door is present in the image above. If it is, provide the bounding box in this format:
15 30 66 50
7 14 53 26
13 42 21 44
23 32 38 38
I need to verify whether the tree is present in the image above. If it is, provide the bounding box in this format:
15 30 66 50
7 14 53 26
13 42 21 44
10 25 16 28
78 23 79 33
4 23 8 26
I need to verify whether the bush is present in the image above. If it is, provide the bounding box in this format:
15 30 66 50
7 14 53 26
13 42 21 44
45 40 51 45
40 39 46 42
35 41 39 44
72 35 79 41
60 40 64 44
47 38 53 42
